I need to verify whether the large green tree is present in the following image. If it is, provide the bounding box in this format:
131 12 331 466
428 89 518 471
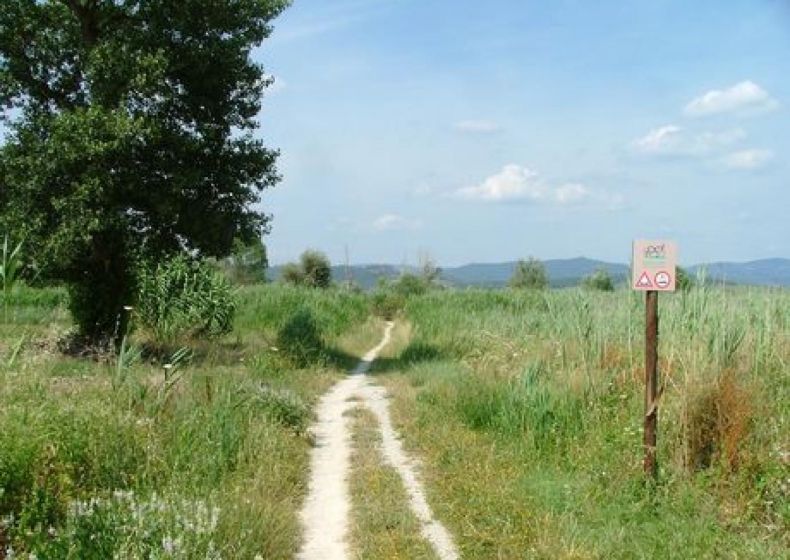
0 0 286 341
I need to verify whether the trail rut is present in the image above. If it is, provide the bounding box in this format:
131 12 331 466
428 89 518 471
296 321 459 560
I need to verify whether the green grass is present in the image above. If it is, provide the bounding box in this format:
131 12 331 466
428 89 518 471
373 285 789 558
349 407 438 559
1 281 787 558
0 283 370 559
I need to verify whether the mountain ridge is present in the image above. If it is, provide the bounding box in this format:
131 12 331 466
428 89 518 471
267 257 790 289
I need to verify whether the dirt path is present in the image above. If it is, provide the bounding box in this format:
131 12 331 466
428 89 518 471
297 321 459 560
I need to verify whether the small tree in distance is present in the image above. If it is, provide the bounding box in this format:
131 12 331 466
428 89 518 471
280 250 332 288
301 250 332 288
582 268 615 291
509 257 549 290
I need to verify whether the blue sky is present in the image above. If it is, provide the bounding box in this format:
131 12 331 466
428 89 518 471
257 0 788 266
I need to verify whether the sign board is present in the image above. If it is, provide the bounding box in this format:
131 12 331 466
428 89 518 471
632 240 677 292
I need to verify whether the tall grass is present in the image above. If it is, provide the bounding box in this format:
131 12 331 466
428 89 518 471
385 285 789 557
0 283 371 558
1 235 24 322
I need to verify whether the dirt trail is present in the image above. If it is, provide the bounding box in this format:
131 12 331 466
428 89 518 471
297 321 459 560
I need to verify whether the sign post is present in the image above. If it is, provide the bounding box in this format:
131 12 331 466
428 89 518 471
632 240 677 480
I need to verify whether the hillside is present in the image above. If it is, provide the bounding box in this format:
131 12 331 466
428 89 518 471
268 258 790 289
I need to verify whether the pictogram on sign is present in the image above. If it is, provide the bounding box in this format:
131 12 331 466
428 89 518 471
636 271 653 288
654 271 671 289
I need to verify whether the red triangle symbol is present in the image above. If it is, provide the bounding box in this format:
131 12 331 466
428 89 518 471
636 271 653 288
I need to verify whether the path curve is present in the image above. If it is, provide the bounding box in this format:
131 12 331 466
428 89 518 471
297 321 459 560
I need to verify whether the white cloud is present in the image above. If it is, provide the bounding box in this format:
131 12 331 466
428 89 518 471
454 119 502 133
633 125 684 154
554 183 590 204
720 149 774 170
457 164 546 202
684 81 779 117
632 125 745 156
456 164 593 205
372 214 422 231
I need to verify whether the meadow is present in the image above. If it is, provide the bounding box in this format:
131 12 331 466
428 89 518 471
370 284 789 558
0 280 787 559
0 284 372 559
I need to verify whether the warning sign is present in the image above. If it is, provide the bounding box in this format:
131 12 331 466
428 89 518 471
636 271 653 288
632 240 677 292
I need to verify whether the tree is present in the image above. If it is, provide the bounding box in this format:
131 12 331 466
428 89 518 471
221 237 268 284
300 250 331 288
509 257 549 290
279 262 305 286
582 268 615 291
0 0 287 342
279 250 331 289
419 252 441 286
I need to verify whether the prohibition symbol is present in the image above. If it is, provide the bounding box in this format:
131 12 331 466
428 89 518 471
654 271 671 289
636 271 653 289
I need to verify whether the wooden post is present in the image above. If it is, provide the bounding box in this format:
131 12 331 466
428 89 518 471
644 290 659 479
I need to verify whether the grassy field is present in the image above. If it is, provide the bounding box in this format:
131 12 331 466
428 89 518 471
1 282 788 558
370 285 789 558
0 284 371 559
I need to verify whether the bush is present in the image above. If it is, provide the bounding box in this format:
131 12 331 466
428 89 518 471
392 273 428 297
279 250 332 288
279 262 304 286
219 238 268 285
300 250 332 288
582 268 615 291
509 257 548 290
276 307 325 366
370 290 406 320
136 255 236 346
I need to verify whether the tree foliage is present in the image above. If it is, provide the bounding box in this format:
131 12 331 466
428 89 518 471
0 0 287 340
582 268 615 292
300 250 331 288
279 250 332 288
220 237 268 285
509 257 549 290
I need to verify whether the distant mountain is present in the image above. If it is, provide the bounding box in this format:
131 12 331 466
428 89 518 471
690 259 790 287
268 258 790 289
443 258 629 288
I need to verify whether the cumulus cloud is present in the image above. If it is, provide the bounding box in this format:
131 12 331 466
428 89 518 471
455 164 593 205
684 81 779 117
720 149 774 170
372 214 422 231
453 120 502 133
632 125 745 156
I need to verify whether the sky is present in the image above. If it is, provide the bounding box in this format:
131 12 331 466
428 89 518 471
256 0 789 266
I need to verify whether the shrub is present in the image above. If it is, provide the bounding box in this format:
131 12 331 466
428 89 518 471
370 290 406 320
219 237 268 285
509 257 549 290
582 268 615 291
276 307 325 366
279 262 305 286
279 250 332 288
300 250 332 288
136 255 236 346
392 273 428 297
